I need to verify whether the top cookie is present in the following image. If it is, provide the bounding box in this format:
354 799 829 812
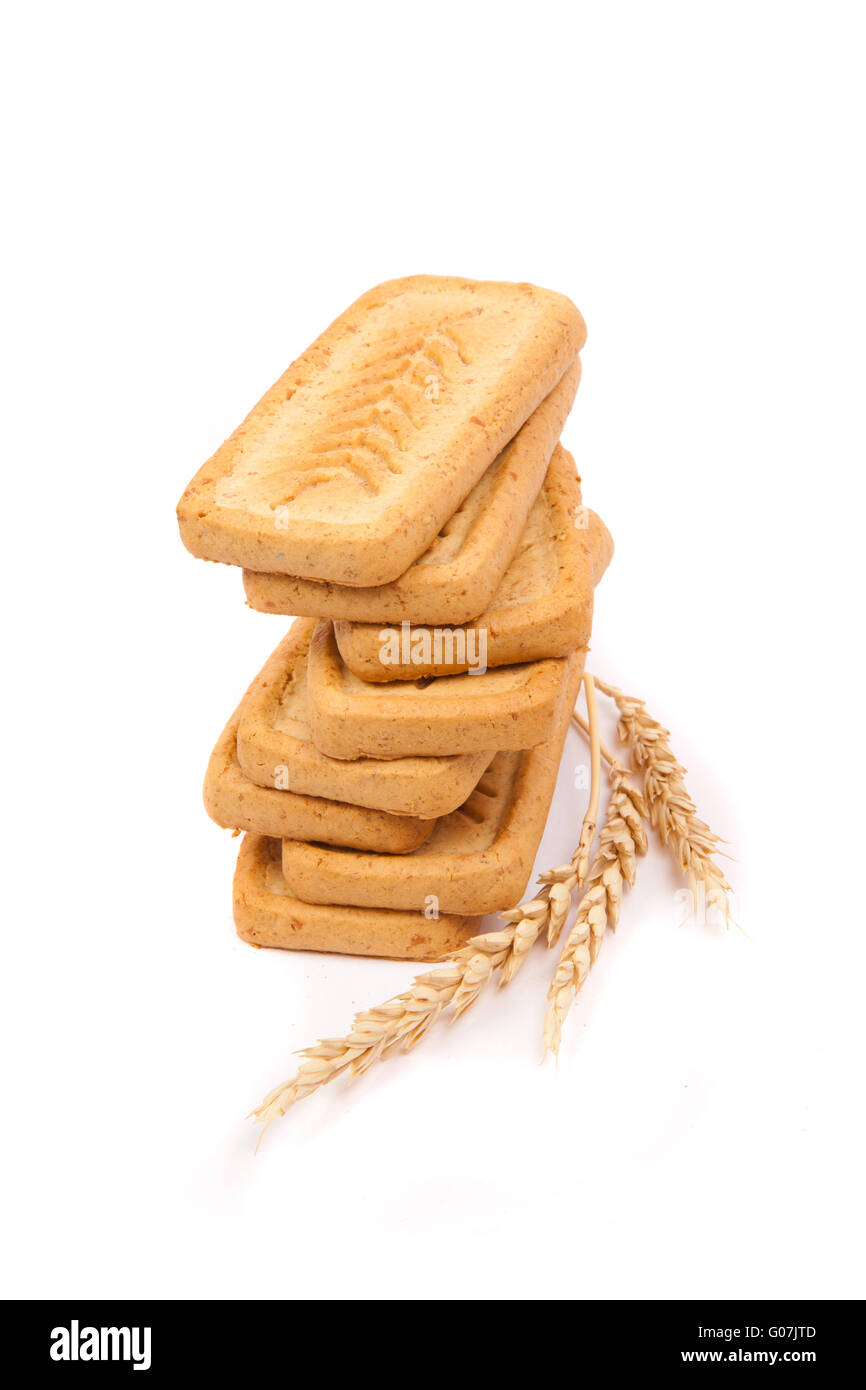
243 363 580 625
177 276 585 586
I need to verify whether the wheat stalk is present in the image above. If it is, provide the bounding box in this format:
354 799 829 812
543 755 648 1058
593 677 732 924
573 674 601 886
253 873 577 1140
252 681 611 1138
251 673 733 1135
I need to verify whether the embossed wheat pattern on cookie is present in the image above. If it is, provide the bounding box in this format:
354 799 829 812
269 323 473 506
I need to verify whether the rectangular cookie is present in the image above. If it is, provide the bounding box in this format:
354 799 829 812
236 619 495 817
242 363 580 625
333 447 613 680
235 834 478 960
307 620 570 760
178 275 585 586
204 709 434 853
281 651 584 916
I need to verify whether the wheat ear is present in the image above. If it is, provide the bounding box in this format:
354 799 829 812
252 684 617 1137
253 876 575 1140
543 748 648 1058
593 677 732 924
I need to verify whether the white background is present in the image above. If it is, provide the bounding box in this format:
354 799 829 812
2 1 864 1300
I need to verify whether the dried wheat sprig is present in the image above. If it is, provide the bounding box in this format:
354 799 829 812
573 675 601 887
252 673 729 1133
498 881 569 971
252 929 521 1139
252 686 611 1136
500 679 601 971
506 676 604 953
543 761 648 1058
593 677 732 925
254 884 567 1140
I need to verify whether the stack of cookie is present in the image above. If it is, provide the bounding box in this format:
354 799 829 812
178 276 612 960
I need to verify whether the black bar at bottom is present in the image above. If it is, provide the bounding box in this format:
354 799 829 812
1 1298 858 1375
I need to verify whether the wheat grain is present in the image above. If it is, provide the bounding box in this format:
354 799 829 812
543 761 648 1057
593 677 732 925
251 672 730 1134
252 680 615 1135
254 886 566 1139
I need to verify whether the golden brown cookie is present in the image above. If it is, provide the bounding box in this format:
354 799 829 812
307 620 570 760
234 834 479 960
235 620 495 817
333 448 613 680
178 275 584 585
281 651 584 915
204 710 434 852
242 363 580 623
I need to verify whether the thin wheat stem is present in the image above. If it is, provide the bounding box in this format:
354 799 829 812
571 709 617 767
573 676 601 888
